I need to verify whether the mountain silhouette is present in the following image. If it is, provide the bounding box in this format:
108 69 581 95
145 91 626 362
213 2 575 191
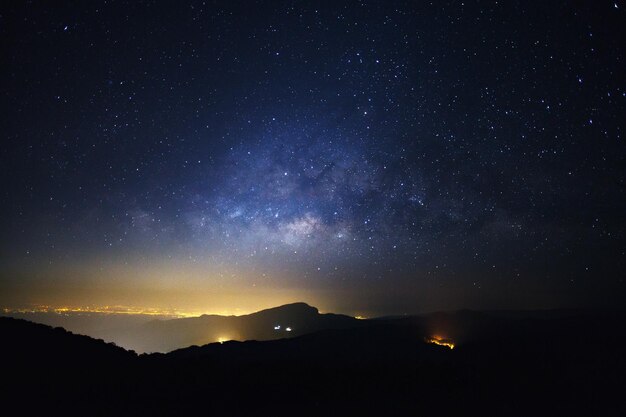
120 302 362 353
2 308 626 416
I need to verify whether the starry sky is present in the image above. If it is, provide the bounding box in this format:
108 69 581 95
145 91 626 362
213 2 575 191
1 0 625 316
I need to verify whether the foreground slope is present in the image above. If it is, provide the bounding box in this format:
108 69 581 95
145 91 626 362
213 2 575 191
2 310 625 416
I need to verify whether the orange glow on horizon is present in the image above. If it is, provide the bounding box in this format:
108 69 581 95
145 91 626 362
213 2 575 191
1 304 256 318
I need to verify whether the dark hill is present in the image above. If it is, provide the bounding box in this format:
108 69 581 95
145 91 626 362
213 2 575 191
0 317 137 416
2 309 626 416
123 301 362 353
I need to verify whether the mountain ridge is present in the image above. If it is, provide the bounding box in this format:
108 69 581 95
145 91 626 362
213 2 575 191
2 309 625 416
121 301 360 352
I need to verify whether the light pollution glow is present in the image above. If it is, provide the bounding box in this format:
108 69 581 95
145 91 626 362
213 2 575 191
0 259 348 317
2 305 212 318
2 258 456 318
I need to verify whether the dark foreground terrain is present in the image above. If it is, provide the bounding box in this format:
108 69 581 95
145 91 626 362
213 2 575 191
2 308 625 416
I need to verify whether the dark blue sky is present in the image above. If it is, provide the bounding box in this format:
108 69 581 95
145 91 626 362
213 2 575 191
1 0 624 315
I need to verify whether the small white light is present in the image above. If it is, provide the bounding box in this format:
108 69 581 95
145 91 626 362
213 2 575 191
285 327 292 332
274 325 281 330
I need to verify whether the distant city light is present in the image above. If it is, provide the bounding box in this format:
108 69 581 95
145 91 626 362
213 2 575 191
0 304 244 318
274 325 281 330
285 327 292 332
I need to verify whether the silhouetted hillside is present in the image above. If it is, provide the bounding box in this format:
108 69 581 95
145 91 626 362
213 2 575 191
123 302 362 352
0 317 137 416
2 309 625 416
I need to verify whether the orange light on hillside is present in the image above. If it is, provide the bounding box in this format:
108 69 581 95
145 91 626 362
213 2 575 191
425 336 455 350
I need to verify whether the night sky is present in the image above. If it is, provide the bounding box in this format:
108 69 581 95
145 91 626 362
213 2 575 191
1 1 625 316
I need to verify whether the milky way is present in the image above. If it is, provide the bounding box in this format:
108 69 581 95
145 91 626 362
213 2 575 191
1 1 625 314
